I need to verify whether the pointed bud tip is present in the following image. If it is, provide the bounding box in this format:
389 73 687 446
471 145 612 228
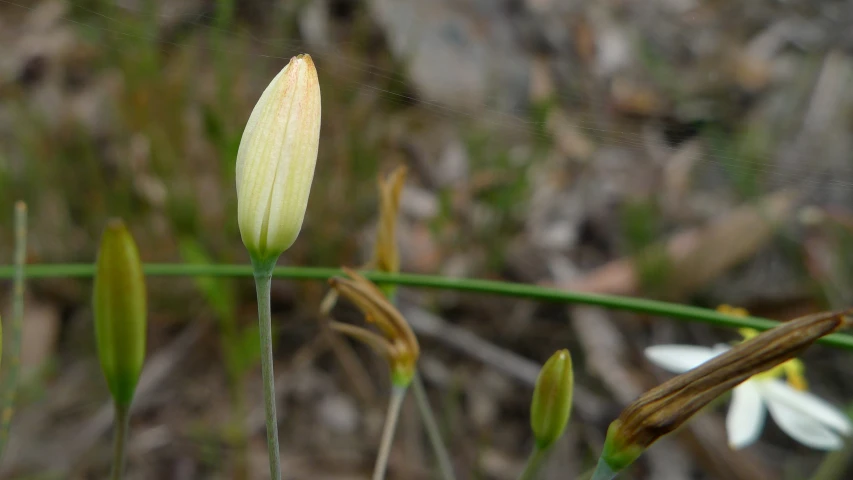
295 53 314 66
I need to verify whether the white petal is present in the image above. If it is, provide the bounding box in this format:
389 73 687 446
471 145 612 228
644 345 720 373
726 381 767 449
764 390 846 450
759 381 852 435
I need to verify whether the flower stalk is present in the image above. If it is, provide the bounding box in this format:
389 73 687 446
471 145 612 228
252 261 281 479
373 385 408 480
517 446 548 480
411 372 456 480
110 403 131 480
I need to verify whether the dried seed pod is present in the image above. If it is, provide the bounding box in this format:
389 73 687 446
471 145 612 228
599 309 852 473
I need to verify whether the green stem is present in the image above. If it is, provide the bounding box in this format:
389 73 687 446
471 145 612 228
110 402 131 480
373 385 407 480
252 263 281 480
518 446 548 480
0 202 27 460
3 263 853 350
589 457 618 480
411 372 456 480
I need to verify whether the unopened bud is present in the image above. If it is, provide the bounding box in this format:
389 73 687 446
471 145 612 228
93 220 147 407
236 54 322 266
531 349 574 450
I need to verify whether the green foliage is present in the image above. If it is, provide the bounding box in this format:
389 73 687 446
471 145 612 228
620 199 671 295
705 122 770 200
178 238 259 380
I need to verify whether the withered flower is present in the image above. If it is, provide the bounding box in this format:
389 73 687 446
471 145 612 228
369 165 407 278
319 166 406 314
328 267 420 386
646 306 852 450
598 308 852 474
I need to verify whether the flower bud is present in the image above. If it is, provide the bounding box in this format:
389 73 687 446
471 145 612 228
531 349 574 450
93 220 147 407
236 54 322 265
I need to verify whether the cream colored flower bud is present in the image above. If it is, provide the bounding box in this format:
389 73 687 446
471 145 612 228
236 54 321 266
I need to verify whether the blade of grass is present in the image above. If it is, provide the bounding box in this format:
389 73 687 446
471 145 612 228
1 264 852 350
412 372 456 480
0 202 27 460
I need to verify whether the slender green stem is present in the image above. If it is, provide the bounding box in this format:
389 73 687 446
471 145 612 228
589 457 618 480
411 372 456 480
110 402 131 480
0 202 27 460
253 265 281 480
374 385 407 480
3 263 853 350
809 446 850 480
518 446 548 480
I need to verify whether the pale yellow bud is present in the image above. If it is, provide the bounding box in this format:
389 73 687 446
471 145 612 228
236 54 321 266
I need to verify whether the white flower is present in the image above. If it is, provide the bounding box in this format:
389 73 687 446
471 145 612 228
236 54 321 265
645 344 852 450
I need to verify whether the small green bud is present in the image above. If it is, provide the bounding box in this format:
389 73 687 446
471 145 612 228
531 349 574 449
93 220 147 407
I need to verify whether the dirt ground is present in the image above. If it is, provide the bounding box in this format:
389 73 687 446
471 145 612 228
2 0 853 479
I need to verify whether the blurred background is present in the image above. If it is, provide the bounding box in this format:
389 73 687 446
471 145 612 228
2 0 853 478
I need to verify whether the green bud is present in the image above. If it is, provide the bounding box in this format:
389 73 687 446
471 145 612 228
531 349 574 450
93 220 147 407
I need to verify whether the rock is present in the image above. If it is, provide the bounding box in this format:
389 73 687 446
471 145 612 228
18 294 61 378
317 393 359 434
368 0 530 111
